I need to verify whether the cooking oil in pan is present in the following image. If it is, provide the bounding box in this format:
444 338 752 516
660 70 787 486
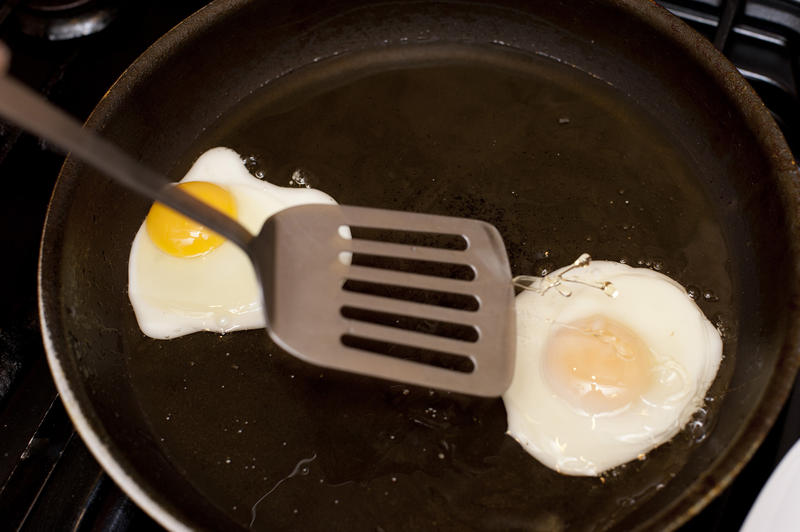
130 45 733 530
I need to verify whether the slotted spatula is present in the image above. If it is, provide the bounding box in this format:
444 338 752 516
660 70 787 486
0 45 516 396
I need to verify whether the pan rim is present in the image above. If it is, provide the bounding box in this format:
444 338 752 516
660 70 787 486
615 1 800 529
36 1 249 530
36 297 192 532
36 0 800 531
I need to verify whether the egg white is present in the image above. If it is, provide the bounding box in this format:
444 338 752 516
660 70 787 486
503 260 723 476
128 147 339 339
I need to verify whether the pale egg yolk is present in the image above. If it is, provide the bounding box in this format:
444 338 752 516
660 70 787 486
544 315 654 415
145 181 237 258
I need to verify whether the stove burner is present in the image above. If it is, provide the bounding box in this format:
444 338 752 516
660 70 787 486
14 0 122 40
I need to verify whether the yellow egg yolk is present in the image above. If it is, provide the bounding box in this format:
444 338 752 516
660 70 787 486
145 181 237 258
544 315 654 415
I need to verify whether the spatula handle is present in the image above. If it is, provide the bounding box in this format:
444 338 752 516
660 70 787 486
0 43 253 251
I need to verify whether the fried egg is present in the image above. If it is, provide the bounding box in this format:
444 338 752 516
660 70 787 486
128 147 339 339
503 259 722 476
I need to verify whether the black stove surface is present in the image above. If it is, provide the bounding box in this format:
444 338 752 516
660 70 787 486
0 1 798 530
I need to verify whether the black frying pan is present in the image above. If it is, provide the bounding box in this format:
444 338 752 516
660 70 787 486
38 0 800 530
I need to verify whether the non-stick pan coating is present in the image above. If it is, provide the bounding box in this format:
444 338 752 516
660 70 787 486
39 1 800 530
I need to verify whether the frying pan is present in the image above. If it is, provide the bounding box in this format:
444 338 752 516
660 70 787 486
37 0 800 530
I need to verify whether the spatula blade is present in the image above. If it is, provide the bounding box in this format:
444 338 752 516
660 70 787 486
249 204 516 397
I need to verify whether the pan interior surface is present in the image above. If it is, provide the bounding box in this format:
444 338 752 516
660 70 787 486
40 1 798 531
131 46 734 530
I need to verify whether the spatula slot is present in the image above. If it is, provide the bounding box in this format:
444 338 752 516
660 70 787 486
340 334 475 373
351 253 475 280
341 306 479 342
348 226 468 250
342 279 479 310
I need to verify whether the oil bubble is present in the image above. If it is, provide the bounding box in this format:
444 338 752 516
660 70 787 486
242 155 259 172
534 259 555 276
687 407 710 444
289 168 314 188
712 313 730 339
702 290 719 302
686 285 700 300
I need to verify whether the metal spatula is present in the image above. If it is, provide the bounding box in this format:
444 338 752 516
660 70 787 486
0 45 515 396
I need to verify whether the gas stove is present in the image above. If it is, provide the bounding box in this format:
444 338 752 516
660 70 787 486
0 1 798 529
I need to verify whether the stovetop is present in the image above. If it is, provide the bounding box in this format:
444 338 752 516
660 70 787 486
0 1 798 530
